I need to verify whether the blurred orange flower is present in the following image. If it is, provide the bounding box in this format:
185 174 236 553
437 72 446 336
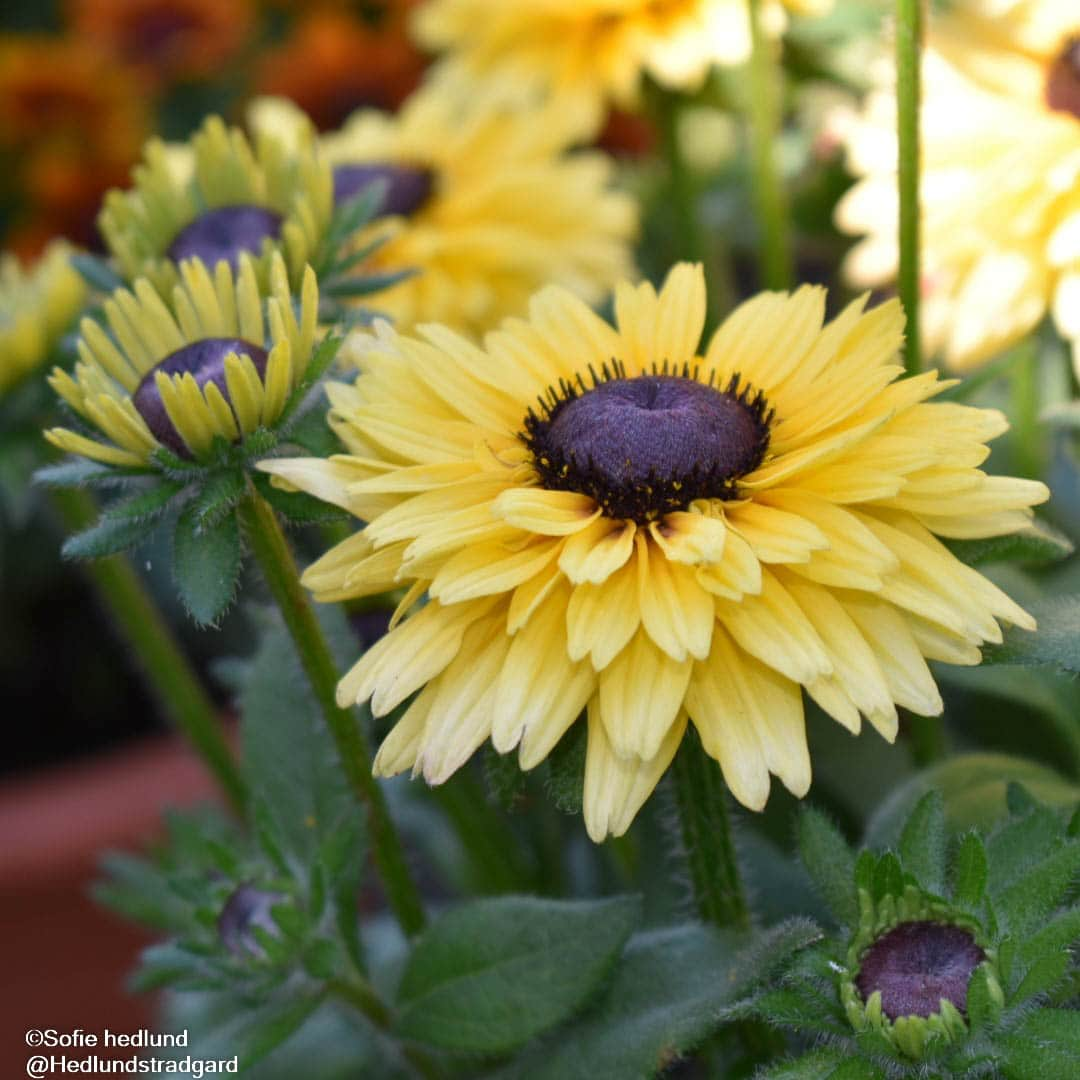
68 0 256 87
254 5 427 130
0 36 148 255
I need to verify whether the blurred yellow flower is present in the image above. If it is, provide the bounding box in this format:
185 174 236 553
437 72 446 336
836 1 1080 373
249 89 637 336
414 0 833 134
263 264 1045 841
0 241 86 396
47 253 318 466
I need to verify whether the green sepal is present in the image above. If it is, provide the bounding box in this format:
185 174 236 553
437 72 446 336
189 469 247 527
35 459 146 489
982 595 1080 675
898 791 947 897
61 512 155 559
544 720 587 815
798 806 858 927
952 832 988 909
172 502 243 626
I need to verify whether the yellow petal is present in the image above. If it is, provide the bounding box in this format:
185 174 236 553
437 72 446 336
558 518 636 584
493 487 601 535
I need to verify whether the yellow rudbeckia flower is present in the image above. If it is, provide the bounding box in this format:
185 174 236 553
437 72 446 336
263 265 1047 842
0 241 86 396
46 252 318 467
414 0 833 132
247 90 638 337
98 114 332 296
836 0 1080 372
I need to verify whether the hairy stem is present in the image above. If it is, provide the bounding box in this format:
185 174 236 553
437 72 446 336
897 0 923 375
237 488 425 936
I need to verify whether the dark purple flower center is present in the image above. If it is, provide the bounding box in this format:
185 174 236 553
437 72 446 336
166 205 283 269
1046 36 1080 120
218 884 285 957
133 336 268 457
855 921 985 1021
523 366 771 523
332 162 435 217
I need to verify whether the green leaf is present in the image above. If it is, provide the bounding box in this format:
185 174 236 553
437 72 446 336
750 988 848 1036
61 513 153 559
277 333 343 429
1011 951 1069 1005
946 520 1073 567
395 894 641 1054
996 840 1080 935
190 469 246 526
798 807 857 926
727 917 824 998
172 503 242 625
864 754 1080 847
952 832 988 909
494 922 745 1080
35 459 139 488
323 268 417 299
253 473 349 525
998 1008 1080 1080
1018 909 1080 972
983 595 1080 674
899 790 947 895
102 479 187 522
70 252 124 293
235 993 327 1070
986 805 1061 896
872 852 904 901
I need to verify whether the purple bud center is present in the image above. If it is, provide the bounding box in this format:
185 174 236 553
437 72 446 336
1046 36 1080 120
332 162 434 217
133 336 268 457
166 205 283 269
524 370 771 522
855 921 985 1021
218 884 285 957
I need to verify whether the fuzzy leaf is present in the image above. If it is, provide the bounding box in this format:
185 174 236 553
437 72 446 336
172 503 242 625
1018 909 1080 971
966 965 1001 1033
986 805 1061 896
982 595 1080 674
395 894 641 1053
190 469 246 526
35 459 138 488
872 852 904 901
1012 951 1069 1005
728 918 824 997
61 513 152 559
998 1008 1080 1080
947 521 1073 567
103 480 187 522
545 721 587 815
798 807 857 926
494 922 745 1080
750 988 849 1036
235 993 327 1071
952 833 988 909
898 790 947 896
995 840 1080 936
277 334 343 428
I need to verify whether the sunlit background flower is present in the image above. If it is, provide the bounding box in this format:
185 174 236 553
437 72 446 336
264 264 1046 841
0 241 86 395
414 0 833 133
250 87 638 336
47 251 317 466
836 0 1080 373
98 115 332 294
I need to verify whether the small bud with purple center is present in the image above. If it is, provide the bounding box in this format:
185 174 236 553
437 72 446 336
332 162 435 218
218 883 287 958
166 205 283 270
133 336 267 457
855 921 984 1021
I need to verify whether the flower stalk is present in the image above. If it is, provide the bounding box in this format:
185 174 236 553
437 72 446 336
896 0 923 375
236 486 426 937
747 0 793 290
49 486 246 812
671 728 749 930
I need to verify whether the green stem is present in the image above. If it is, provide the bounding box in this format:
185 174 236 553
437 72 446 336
49 487 246 812
1011 343 1042 478
897 0 923 375
237 488 425 937
657 92 705 266
905 711 946 767
671 728 749 930
747 0 793 290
